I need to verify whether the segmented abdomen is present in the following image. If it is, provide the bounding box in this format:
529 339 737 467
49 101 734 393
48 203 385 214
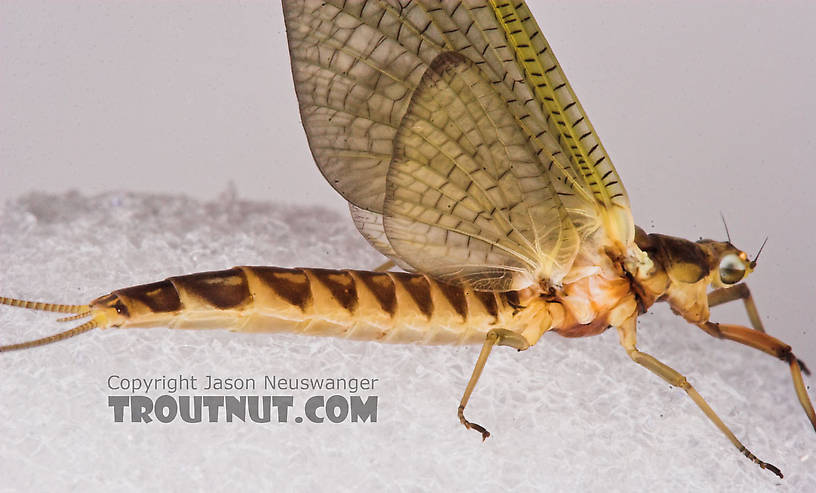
111 267 517 345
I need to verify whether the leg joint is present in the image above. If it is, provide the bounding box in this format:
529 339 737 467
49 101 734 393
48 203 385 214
487 328 530 351
699 321 724 339
736 283 751 298
776 344 794 363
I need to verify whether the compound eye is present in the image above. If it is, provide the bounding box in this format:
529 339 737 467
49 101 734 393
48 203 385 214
719 253 746 285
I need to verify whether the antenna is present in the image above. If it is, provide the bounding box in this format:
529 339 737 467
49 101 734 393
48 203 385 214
719 212 732 243
750 237 769 269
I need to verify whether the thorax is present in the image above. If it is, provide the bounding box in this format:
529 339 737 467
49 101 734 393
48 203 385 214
515 250 639 339
552 271 636 337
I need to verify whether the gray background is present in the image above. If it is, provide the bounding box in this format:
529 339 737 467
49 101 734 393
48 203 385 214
2 0 813 357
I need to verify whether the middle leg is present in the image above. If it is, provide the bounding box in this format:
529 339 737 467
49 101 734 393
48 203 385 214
617 318 783 478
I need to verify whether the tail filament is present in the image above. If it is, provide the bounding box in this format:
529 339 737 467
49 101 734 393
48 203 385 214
0 295 96 352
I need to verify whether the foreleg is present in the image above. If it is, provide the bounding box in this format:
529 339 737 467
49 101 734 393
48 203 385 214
697 320 815 431
707 284 764 332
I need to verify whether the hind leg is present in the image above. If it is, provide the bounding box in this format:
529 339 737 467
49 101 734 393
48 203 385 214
458 328 532 440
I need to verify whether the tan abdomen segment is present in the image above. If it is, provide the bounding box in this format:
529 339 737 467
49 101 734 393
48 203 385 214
113 267 514 345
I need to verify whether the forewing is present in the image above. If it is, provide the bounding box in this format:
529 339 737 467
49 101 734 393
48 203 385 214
283 0 427 212
283 1 636 281
284 2 611 206
487 3 634 244
383 53 579 291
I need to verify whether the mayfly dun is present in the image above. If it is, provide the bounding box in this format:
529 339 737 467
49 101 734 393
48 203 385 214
1 1 813 479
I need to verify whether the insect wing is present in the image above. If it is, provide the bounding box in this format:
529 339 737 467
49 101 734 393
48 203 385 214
488 1 634 247
383 53 579 291
283 0 438 213
283 1 635 286
349 203 415 272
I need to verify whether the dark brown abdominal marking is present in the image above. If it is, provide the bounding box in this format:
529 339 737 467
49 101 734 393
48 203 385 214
391 272 433 319
434 279 468 321
112 300 130 318
472 290 498 321
170 269 250 309
250 266 313 311
354 271 396 316
309 269 358 314
504 291 522 308
116 280 182 313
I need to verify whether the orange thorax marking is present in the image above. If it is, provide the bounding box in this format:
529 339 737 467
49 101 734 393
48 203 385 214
554 274 633 338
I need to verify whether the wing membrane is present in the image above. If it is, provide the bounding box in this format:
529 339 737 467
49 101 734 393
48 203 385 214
284 1 593 210
283 1 635 286
349 204 414 272
383 53 579 291
283 1 425 211
488 1 633 246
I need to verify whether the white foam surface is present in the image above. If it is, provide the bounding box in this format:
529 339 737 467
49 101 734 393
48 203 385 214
0 191 814 492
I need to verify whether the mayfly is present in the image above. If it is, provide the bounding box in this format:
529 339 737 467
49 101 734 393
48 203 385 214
1 1 813 478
